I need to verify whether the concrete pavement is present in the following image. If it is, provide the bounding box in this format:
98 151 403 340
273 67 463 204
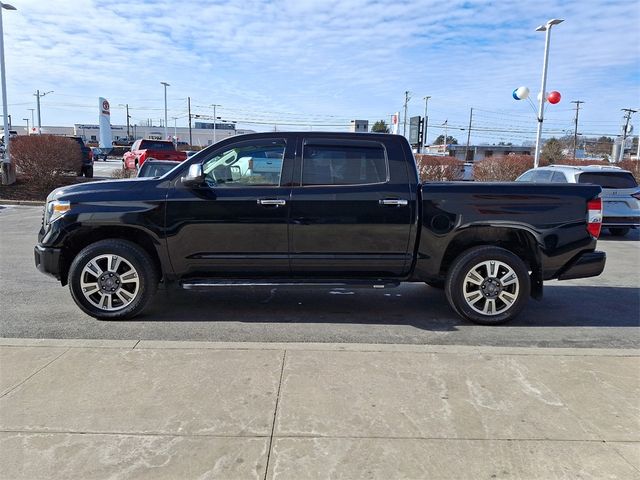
1 339 639 479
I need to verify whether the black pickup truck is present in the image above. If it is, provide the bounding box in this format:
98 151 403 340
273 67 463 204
35 132 606 324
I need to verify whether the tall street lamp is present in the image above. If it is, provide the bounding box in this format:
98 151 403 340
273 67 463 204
533 18 563 168
0 1 16 185
160 82 170 140
22 117 28 133
422 96 431 152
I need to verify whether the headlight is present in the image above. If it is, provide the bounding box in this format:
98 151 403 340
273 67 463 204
45 200 70 224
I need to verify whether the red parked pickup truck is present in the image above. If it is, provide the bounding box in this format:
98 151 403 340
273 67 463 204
123 139 187 170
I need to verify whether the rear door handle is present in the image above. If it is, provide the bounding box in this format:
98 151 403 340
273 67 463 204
379 199 408 206
257 199 286 206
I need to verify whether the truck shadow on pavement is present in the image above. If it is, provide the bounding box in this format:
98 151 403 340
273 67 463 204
143 284 640 330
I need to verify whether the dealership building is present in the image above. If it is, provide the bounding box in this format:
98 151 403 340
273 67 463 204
11 122 255 147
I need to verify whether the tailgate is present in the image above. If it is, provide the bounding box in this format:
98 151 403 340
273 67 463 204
145 150 186 161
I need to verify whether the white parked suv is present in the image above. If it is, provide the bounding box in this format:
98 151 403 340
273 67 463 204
516 165 640 236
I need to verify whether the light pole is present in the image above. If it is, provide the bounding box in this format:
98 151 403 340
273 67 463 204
0 1 16 185
533 18 563 168
34 90 53 134
211 104 221 144
28 108 34 133
22 117 28 133
422 96 431 151
172 116 178 145
160 82 170 140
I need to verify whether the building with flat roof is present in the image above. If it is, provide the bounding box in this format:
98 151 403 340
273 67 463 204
10 123 255 147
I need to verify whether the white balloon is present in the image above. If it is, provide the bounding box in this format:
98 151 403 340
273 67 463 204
515 86 530 100
537 91 548 102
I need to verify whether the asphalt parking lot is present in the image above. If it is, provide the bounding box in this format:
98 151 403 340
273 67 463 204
0 204 638 348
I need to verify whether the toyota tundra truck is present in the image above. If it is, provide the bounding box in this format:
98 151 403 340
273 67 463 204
35 132 606 325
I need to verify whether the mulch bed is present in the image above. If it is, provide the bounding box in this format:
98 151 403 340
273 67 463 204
0 175 98 202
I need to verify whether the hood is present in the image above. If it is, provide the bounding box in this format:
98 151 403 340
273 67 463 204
47 178 160 203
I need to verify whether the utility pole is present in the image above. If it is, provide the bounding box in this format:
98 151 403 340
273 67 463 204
443 120 448 153
33 90 53 134
403 91 411 137
464 107 473 162
188 97 192 146
619 108 637 162
422 96 431 152
125 104 130 140
571 100 584 159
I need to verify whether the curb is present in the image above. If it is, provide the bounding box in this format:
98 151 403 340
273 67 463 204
0 199 45 206
0 338 638 357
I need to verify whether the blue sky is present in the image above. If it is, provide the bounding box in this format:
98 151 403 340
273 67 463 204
2 0 639 145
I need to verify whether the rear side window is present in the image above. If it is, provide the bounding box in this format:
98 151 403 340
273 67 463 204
551 171 567 183
302 144 388 186
578 172 638 189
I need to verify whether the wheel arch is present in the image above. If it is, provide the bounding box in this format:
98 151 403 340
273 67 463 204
60 226 165 286
439 226 543 299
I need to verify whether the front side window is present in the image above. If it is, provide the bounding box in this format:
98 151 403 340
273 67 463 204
302 144 387 186
202 139 285 187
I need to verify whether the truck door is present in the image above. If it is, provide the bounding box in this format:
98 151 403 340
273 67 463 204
165 135 295 277
289 136 414 277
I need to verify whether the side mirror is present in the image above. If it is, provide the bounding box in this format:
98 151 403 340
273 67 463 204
181 164 205 187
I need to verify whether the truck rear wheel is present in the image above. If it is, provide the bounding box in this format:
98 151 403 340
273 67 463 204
68 239 158 320
445 246 530 325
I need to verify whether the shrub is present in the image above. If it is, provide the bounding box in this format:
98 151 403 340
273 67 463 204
415 155 463 181
473 154 540 181
619 160 640 181
111 168 136 179
11 135 82 192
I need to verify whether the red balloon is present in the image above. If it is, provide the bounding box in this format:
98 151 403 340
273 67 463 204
547 91 561 104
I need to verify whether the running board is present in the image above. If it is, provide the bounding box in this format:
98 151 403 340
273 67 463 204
181 279 401 290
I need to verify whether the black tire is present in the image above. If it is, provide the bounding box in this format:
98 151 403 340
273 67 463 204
425 280 445 289
78 166 85 177
445 246 530 325
85 166 94 178
609 227 630 237
68 239 159 320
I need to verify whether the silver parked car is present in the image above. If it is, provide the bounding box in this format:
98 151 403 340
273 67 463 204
516 165 640 236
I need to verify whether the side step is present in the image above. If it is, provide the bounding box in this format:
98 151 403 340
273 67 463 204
181 279 401 290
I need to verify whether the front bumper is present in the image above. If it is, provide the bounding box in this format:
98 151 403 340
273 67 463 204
34 245 62 280
557 251 606 281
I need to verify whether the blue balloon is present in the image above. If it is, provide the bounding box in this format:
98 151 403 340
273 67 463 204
512 89 519 100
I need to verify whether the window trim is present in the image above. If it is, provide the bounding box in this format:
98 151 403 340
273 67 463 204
300 138 390 188
200 137 288 188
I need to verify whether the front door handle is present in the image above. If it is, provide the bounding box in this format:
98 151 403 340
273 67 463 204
257 199 286 206
379 198 408 206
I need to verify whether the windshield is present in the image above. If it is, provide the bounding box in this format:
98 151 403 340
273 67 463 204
577 172 638 189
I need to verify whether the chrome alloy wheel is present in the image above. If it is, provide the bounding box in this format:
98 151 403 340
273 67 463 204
462 260 520 316
80 254 140 311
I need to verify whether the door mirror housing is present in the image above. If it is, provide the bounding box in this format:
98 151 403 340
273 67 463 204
181 164 205 187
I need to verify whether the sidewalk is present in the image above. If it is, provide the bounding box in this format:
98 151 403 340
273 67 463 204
1 339 638 479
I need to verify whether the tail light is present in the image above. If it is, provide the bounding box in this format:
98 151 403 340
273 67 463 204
587 197 602 238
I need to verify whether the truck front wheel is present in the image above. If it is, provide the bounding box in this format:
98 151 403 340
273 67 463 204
445 246 530 325
68 239 159 320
